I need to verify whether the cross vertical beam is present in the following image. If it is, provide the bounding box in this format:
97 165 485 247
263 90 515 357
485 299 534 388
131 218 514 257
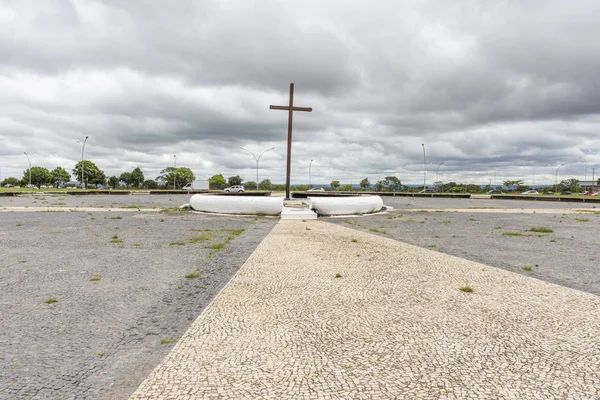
270 83 312 199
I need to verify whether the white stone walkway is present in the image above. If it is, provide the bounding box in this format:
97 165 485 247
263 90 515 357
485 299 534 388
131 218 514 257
130 220 600 399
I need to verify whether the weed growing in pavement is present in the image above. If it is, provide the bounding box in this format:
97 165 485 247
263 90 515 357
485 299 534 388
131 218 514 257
45 297 58 304
160 338 174 345
351 238 358 242
185 272 200 279
522 266 532 271
550 239 556 242
494 226 502 229
110 216 123 220
120 205 143 209
432 235 440 238
335 273 342 278
90 275 101 282
16 223 22 226
502 232 528 237
110 239 123 243
169 242 186 246
305 227 311 230
345 220 359 226
356 253 360 257
368 227 387 234
427 244 436 248
206 243 225 251
575 218 590 222
95 352 104 357
528 227 553 233
388 214 404 219
577 210 600 214
133 243 141 247
440 220 451 224
189 234 213 243
459 283 473 293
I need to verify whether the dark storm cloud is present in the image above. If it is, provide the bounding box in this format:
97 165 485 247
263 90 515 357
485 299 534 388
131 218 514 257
0 0 599 185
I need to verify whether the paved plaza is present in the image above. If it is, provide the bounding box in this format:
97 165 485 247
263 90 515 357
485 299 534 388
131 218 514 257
2 194 600 399
131 218 600 399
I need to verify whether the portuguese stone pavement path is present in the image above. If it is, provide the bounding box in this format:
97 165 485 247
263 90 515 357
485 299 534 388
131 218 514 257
130 219 600 399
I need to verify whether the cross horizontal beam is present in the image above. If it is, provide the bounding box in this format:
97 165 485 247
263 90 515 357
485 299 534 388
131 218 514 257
269 105 313 112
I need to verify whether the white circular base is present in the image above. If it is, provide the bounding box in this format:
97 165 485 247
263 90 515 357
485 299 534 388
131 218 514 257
189 195 283 215
309 195 384 216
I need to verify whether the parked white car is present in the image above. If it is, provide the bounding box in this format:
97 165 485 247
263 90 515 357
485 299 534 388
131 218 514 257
307 187 325 192
224 185 245 193
521 190 539 195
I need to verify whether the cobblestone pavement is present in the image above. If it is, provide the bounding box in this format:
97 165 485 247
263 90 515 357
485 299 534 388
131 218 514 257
0 205 277 399
130 219 600 399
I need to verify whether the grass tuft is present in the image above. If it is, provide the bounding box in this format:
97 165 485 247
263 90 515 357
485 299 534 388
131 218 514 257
459 284 473 293
169 242 186 246
110 216 123 220
45 297 58 304
522 266 532 271
368 227 387 234
185 272 200 279
335 273 342 278
160 338 174 345
90 275 101 282
528 227 553 233
575 218 590 222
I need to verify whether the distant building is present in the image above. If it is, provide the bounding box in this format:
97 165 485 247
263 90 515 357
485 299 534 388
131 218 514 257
577 180 598 189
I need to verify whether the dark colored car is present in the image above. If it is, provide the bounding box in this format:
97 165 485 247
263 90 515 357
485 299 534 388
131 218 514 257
543 190 554 195
561 191 572 195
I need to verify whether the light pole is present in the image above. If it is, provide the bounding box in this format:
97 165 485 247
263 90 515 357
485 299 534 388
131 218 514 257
173 155 177 190
436 162 444 192
555 163 564 193
76 136 89 189
421 144 427 189
239 146 275 191
24 152 32 186
0 163 5 185
308 159 314 189
579 156 587 188
532 164 535 189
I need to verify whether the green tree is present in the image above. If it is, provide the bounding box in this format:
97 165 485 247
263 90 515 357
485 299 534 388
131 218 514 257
142 179 158 189
73 160 105 188
382 176 402 191
50 166 71 188
359 178 371 190
109 176 120 189
1 177 20 187
208 174 227 190
374 181 384 191
330 180 340 191
22 167 51 188
156 167 195 189
503 180 523 191
340 184 352 191
558 178 579 192
119 172 133 188
228 175 243 186
131 167 145 188
258 179 274 190
244 181 257 190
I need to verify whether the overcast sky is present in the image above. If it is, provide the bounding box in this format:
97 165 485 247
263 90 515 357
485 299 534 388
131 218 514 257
1 0 599 186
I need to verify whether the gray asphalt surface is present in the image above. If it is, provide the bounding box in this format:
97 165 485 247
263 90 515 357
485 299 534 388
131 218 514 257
0 194 277 400
327 196 600 295
2 193 600 399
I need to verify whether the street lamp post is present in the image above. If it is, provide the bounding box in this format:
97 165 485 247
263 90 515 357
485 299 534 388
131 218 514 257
239 146 275 191
421 144 427 189
24 152 32 186
308 159 314 189
174 155 177 190
555 163 564 193
579 156 587 182
76 136 89 189
436 162 444 192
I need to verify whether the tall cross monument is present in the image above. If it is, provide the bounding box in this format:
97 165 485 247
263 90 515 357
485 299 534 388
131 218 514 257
270 83 313 199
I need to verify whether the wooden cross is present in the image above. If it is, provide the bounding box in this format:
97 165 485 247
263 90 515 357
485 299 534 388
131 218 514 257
270 83 313 199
